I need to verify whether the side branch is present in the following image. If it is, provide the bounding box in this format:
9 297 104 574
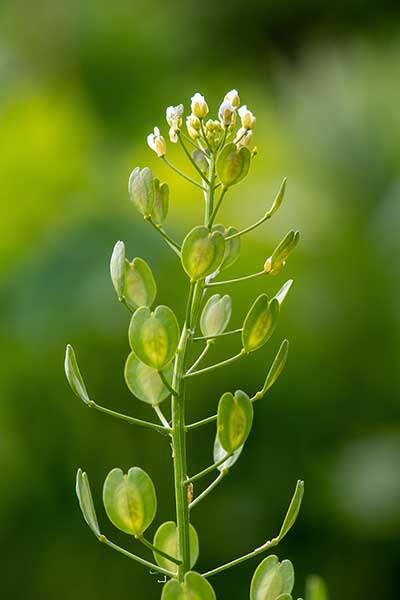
88 401 170 434
146 216 181 255
184 350 245 379
100 535 174 577
189 471 227 510
206 271 266 288
185 453 233 485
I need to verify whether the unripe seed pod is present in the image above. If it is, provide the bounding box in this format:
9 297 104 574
129 305 180 370
264 231 300 276
213 224 241 271
181 226 225 281
200 294 232 338
161 571 216 600
110 240 126 301
124 352 173 405
128 167 154 217
216 143 251 187
250 555 295 600
217 390 254 454
124 257 157 310
152 178 169 225
242 295 280 353
153 521 199 574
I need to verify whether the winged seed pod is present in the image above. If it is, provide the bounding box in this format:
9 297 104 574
67 89 306 599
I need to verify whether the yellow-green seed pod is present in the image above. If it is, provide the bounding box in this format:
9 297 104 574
242 296 280 353
153 521 199 574
152 178 169 226
124 257 157 310
213 434 243 473
250 555 295 600
129 305 180 370
64 345 90 405
181 226 225 281
128 166 154 217
217 390 253 454
162 571 216 600
192 149 209 175
124 352 173 405
213 224 241 271
200 294 232 338
75 469 100 537
110 240 126 301
261 340 289 396
264 231 300 276
216 142 251 187
102 467 157 538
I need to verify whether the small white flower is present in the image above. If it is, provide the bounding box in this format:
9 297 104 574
147 126 166 157
191 92 209 118
169 127 178 143
224 89 240 108
166 104 184 128
238 105 256 129
218 100 236 126
234 127 253 148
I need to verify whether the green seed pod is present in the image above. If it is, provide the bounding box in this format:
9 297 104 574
181 226 225 281
216 142 251 187
124 257 157 310
266 178 287 219
129 305 180 370
192 149 209 175
75 469 100 537
213 224 241 271
110 240 126 301
276 480 304 542
103 467 157 537
213 434 243 473
250 555 295 600
261 340 289 396
153 521 199 574
128 166 154 217
200 294 232 338
217 390 254 454
152 178 169 225
242 296 280 353
264 231 300 276
124 352 173 405
162 571 216 600
305 576 329 600
64 345 90 405
274 280 293 306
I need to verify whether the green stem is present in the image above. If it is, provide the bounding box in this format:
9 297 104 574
146 217 181 252
192 328 242 342
208 186 227 228
201 538 279 579
189 471 226 510
184 350 245 379
185 453 233 485
153 405 171 429
100 536 174 577
158 370 178 396
200 119 212 153
206 270 265 287
87 401 169 434
178 134 210 184
180 131 207 154
186 341 212 374
139 536 182 566
186 413 217 431
162 157 206 191
226 213 271 240
205 154 216 225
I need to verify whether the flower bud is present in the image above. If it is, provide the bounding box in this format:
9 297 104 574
147 126 166 157
234 127 253 148
238 105 256 129
191 92 209 118
224 89 240 108
205 119 223 150
218 100 236 127
186 115 200 140
166 104 184 143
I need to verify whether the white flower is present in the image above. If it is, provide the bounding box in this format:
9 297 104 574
191 93 209 118
147 127 166 157
224 89 240 108
169 127 178 143
234 127 253 148
238 105 256 129
218 100 236 126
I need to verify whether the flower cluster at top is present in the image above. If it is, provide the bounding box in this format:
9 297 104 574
147 90 256 158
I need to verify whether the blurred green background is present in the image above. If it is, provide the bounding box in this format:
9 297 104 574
1 1 400 598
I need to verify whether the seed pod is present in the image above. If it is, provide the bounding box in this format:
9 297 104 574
216 142 251 187
64 345 90 405
213 224 241 271
217 390 253 454
124 352 173 405
200 294 232 338
153 521 199 574
250 555 295 600
192 149 209 175
276 480 304 542
213 434 243 473
128 167 154 217
110 241 126 301
261 340 289 396
264 231 300 276
274 280 293 306
181 226 225 281
162 571 216 600
103 467 157 537
266 178 287 219
124 257 157 310
305 576 329 600
129 305 180 370
75 469 100 537
242 296 280 353
152 178 169 225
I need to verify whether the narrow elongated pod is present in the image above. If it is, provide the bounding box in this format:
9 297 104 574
75 469 101 537
181 226 225 280
129 305 180 370
64 345 90 405
217 390 253 454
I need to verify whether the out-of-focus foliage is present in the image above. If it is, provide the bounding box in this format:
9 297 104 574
1 1 399 599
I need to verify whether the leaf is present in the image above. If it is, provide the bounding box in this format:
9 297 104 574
212 224 241 271
277 480 304 542
153 521 199 574
217 390 253 454
152 179 169 225
200 294 232 337
110 240 126 300
124 352 173 405
129 305 180 370
216 143 251 187
250 555 295 600
242 296 280 353
162 571 216 600
64 345 90 405
305 576 329 600
273 280 293 306
75 469 100 537
128 166 154 217
261 340 289 396
213 434 243 472
181 226 225 281
103 467 157 537
124 257 157 310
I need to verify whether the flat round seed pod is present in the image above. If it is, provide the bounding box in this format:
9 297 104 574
212 224 241 271
129 305 180 370
153 521 199 574
200 294 232 338
250 555 294 600
152 178 169 225
110 241 126 301
103 467 157 537
217 390 253 454
124 257 157 310
216 143 251 187
124 352 173 405
128 166 154 217
181 226 225 281
242 296 280 353
213 434 243 473
162 571 216 600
